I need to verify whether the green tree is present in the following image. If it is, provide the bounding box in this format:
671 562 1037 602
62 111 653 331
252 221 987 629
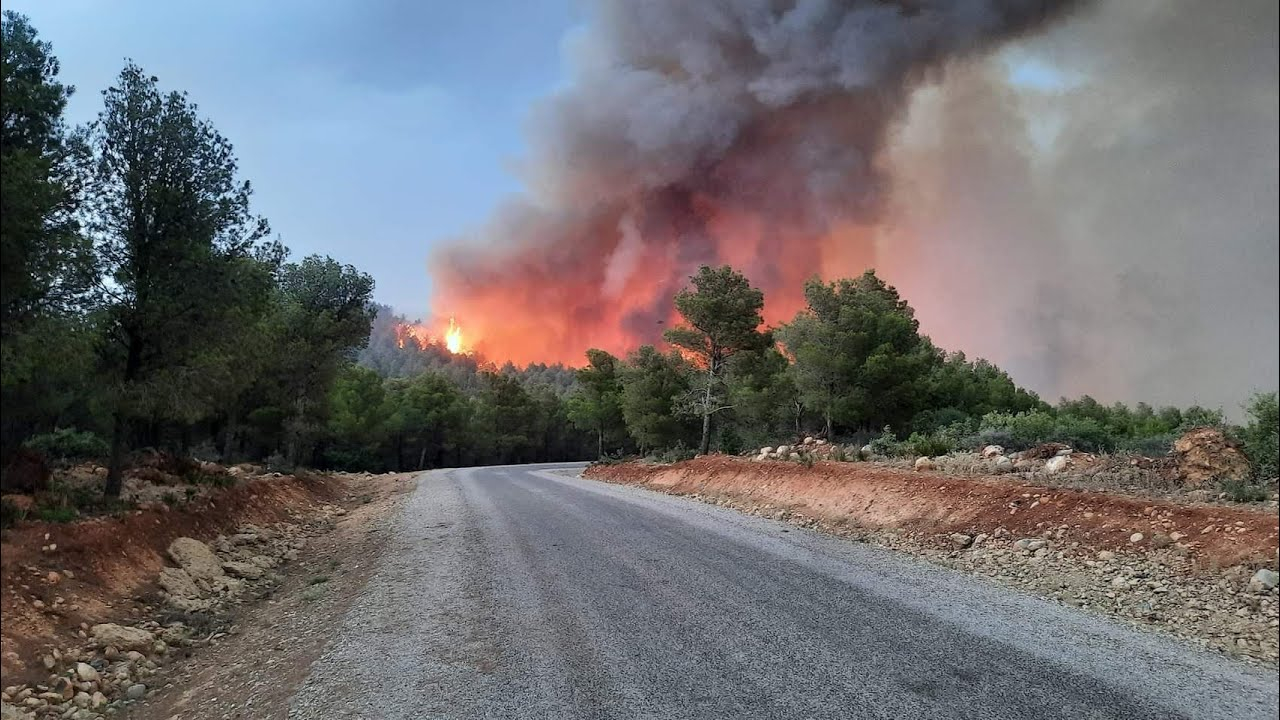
726 345 799 447
86 63 275 495
470 372 536 464
664 265 768 455
1241 392 1278 480
618 345 695 454
1 13 98 459
778 271 933 437
0 12 93 336
566 348 627 457
324 364 388 468
385 372 467 470
262 256 376 466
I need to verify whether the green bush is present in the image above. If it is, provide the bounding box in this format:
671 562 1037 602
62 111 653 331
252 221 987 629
24 428 109 460
1241 392 1278 480
865 427 901 456
1220 478 1268 503
1116 433 1178 457
717 426 744 456
35 505 78 523
905 432 954 458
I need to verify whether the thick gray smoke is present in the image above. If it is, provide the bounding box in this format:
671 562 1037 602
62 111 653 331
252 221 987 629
879 0 1279 413
430 0 1082 365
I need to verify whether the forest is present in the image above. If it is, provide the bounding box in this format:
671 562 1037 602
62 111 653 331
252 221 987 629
3 11 1275 494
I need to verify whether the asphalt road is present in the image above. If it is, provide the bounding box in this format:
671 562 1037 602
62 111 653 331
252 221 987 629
290 463 1279 720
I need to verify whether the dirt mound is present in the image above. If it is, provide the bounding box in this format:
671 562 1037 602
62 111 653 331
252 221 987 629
588 455 1278 570
1173 427 1252 487
0 472 341 686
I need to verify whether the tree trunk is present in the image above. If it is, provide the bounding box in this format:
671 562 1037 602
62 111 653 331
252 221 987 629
597 427 603 458
222 410 238 462
417 445 427 470
104 410 128 497
825 410 833 441
699 365 714 455
105 334 142 498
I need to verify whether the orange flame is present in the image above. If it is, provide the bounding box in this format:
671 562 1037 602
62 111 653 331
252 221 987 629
444 317 463 354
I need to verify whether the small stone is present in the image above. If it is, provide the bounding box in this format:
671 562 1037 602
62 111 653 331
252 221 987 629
41 655 55 670
1129 533 1144 543
74 663 98 682
1097 550 1116 562
90 624 154 652
91 691 106 708
1250 568 1279 591
948 533 974 549
126 683 146 700
45 572 60 584
73 691 91 708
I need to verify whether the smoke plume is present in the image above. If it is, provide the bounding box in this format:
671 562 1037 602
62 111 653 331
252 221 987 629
429 0 1279 411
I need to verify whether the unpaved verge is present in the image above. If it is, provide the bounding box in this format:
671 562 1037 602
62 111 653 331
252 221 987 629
585 457 1280 666
0 471 416 720
125 472 416 720
2 473 344 687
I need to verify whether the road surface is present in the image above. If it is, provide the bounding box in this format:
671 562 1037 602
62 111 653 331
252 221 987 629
289 463 1278 719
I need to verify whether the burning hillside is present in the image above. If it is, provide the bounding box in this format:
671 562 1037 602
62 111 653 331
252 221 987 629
425 0 1278 409
427 0 1082 366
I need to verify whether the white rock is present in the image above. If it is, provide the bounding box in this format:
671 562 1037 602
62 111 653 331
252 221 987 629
91 624 154 652
949 533 974 549
803 437 815 445
760 447 774 456
167 538 226 587
1250 568 1279 591
775 445 791 455
74 663 98 682
981 445 1005 459
1045 456 1069 474
1129 533 1144 543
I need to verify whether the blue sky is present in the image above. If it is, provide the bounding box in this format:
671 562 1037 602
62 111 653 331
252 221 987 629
9 0 582 317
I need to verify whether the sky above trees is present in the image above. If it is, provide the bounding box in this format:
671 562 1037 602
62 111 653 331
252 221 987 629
6 0 581 316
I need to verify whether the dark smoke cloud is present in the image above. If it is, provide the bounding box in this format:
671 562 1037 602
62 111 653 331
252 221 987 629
880 0 1278 412
431 0 1081 365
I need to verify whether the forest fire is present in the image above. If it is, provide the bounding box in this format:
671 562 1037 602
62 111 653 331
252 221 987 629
395 317 466 355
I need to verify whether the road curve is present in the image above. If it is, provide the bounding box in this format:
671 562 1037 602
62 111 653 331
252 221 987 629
290 463 1278 720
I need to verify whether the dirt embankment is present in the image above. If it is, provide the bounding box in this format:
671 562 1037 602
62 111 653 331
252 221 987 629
589 456 1278 567
587 456 1280 664
1 473 341 687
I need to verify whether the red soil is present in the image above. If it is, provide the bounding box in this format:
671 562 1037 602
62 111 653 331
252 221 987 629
0 473 341 685
587 456 1280 570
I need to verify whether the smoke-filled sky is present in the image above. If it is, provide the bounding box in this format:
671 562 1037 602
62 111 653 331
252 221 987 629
9 0 1279 411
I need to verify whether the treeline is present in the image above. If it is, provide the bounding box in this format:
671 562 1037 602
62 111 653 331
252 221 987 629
563 265 1278 481
1 13 377 492
319 310 593 471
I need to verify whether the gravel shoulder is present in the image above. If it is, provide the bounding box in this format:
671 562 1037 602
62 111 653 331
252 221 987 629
122 472 417 720
289 463 1278 720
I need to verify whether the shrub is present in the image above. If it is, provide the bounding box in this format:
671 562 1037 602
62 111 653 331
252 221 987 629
1241 392 1278 481
1220 478 1268 503
865 427 901 456
264 452 292 473
1116 433 1178 457
905 432 954 458
717 426 744 456
23 428 108 460
35 505 78 523
651 443 697 464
